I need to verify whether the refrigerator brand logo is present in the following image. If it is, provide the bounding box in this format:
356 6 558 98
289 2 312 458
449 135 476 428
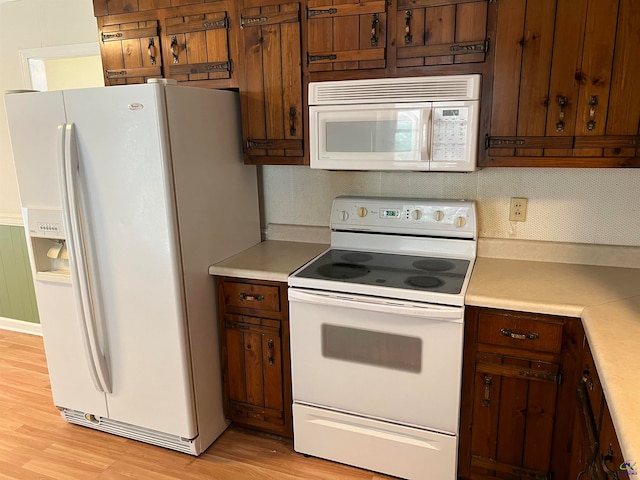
128 103 144 111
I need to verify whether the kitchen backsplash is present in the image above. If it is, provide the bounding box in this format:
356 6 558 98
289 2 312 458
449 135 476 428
261 167 640 247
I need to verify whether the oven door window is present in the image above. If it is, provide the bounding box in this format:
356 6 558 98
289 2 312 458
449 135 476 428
322 324 421 373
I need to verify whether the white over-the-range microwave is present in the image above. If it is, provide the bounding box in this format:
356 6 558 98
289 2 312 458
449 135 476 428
308 74 481 172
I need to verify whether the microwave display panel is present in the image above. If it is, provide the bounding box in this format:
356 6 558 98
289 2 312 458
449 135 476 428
326 119 417 153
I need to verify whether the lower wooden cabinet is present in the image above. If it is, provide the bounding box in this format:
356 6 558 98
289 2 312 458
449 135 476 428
460 307 630 480
215 276 292 437
569 335 629 480
458 307 583 480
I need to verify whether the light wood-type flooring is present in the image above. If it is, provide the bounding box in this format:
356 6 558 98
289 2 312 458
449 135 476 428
0 328 392 480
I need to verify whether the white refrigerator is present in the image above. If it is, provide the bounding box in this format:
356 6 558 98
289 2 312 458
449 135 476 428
4 80 260 455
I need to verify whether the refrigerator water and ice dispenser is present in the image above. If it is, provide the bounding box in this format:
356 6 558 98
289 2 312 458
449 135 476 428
24 208 70 281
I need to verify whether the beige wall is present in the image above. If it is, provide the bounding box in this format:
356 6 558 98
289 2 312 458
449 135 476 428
0 0 99 220
261 166 640 247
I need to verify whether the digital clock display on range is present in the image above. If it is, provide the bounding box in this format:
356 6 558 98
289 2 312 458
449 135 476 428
381 209 400 218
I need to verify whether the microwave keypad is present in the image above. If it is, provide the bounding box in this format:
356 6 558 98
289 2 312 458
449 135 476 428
433 107 469 161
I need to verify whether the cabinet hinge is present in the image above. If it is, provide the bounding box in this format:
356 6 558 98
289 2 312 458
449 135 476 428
450 39 489 53
202 17 229 31
307 7 338 18
307 53 338 64
240 16 268 28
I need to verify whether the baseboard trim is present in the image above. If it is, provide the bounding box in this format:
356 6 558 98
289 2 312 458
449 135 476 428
0 317 42 335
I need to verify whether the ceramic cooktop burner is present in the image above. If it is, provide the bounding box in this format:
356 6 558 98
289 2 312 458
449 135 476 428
295 249 470 295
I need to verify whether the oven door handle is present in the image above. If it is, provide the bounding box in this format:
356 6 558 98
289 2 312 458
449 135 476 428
288 288 463 322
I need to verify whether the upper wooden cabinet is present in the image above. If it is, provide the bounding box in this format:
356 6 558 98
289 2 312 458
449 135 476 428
394 0 489 71
239 2 305 165
485 0 640 167
94 1 237 89
99 18 163 85
306 0 387 73
162 6 234 82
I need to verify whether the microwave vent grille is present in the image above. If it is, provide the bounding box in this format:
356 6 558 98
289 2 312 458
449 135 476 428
309 74 481 105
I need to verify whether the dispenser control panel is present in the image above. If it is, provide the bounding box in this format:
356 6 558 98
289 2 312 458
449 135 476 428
25 208 66 239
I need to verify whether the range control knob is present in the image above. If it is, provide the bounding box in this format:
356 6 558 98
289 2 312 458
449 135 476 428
340 210 349 221
357 207 368 218
412 210 423 220
434 210 445 221
455 216 467 228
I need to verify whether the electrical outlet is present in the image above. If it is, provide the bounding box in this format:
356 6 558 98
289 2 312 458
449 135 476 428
509 197 528 222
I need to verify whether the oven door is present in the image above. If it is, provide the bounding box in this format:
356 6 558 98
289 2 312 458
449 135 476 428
289 288 464 434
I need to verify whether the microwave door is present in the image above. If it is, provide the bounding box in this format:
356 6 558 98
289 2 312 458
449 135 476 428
310 104 433 170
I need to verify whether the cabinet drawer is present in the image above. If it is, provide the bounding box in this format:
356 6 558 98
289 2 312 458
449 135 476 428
477 312 563 354
222 282 280 312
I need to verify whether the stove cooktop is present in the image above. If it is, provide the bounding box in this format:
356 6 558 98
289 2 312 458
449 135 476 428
293 249 470 295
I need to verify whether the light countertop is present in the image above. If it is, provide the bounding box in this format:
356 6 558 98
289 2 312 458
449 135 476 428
208 240 328 282
209 240 640 464
467 257 640 464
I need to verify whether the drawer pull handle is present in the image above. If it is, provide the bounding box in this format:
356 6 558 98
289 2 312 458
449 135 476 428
482 375 492 407
267 338 275 365
501 328 539 340
239 293 264 302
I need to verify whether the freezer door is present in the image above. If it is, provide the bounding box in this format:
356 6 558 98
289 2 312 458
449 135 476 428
5 91 67 209
62 84 197 438
5 91 108 416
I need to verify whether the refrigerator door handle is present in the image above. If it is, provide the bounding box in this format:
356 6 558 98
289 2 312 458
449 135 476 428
58 123 112 394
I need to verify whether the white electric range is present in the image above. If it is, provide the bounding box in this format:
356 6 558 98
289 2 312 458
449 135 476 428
288 196 477 480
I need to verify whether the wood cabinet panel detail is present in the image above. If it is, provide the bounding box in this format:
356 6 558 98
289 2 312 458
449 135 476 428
459 307 582 480
485 0 640 167
239 2 305 165
216 276 292 437
395 0 488 69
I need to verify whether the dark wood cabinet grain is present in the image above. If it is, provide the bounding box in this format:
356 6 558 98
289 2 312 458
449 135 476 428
459 307 582 480
238 2 305 165
93 0 640 167
569 335 630 480
484 0 640 167
306 0 387 73
95 2 238 89
216 276 292 437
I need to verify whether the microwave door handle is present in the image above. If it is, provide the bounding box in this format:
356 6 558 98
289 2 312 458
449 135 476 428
421 108 432 161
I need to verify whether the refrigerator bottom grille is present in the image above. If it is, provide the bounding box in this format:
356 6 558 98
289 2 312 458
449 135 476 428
61 409 199 455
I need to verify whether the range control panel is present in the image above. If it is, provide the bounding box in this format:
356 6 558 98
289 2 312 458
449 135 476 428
330 196 477 239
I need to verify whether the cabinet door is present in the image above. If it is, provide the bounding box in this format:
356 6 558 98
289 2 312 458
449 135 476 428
223 314 285 429
306 0 386 73
469 352 560 479
163 5 234 84
239 3 304 165
572 0 640 159
395 0 488 69
486 0 640 166
98 19 163 85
